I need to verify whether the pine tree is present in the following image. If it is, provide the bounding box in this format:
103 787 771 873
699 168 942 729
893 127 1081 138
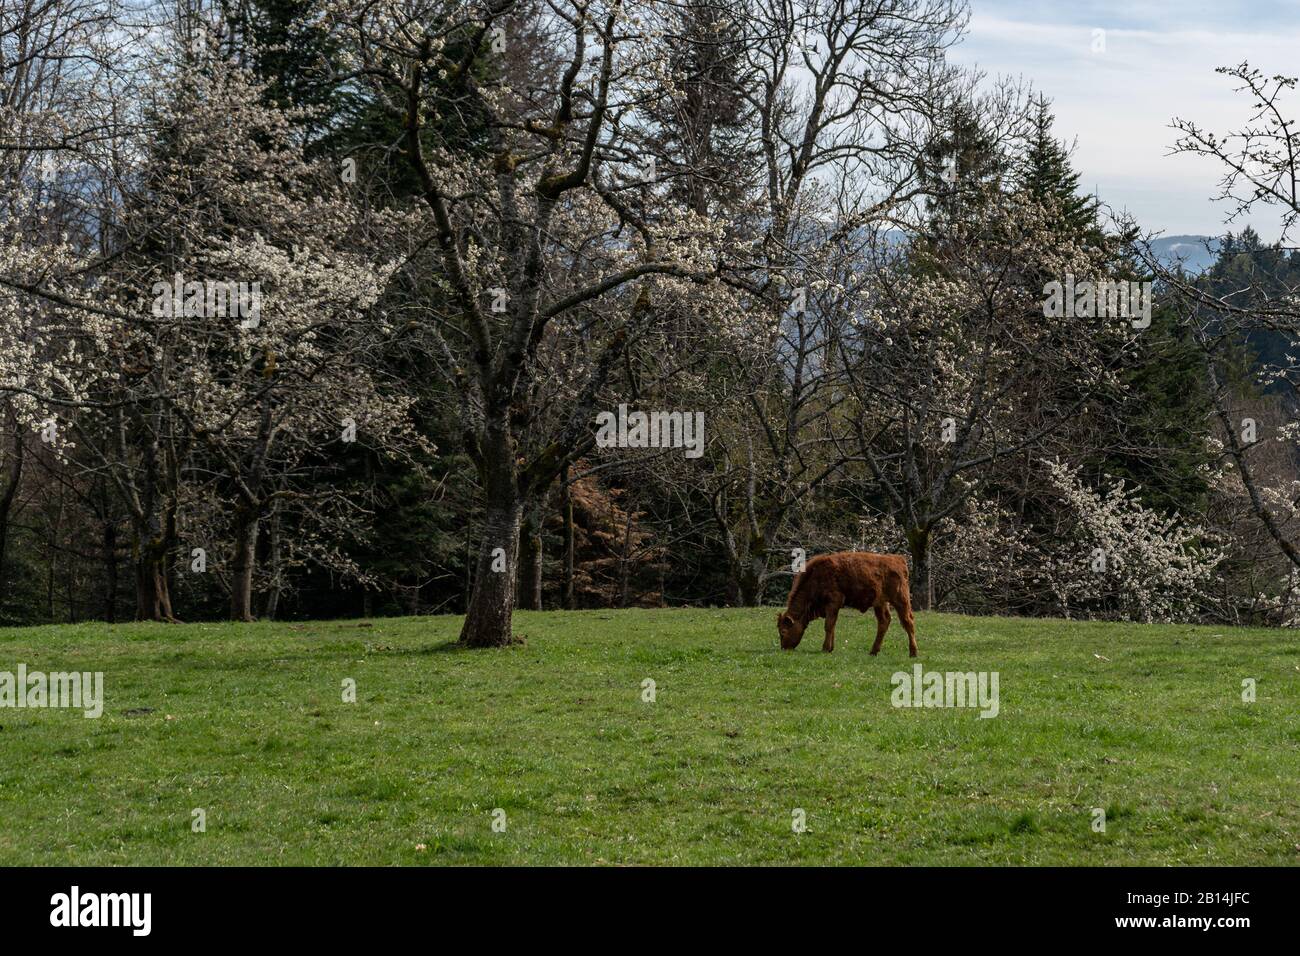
641 0 757 217
918 100 1007 227
1018 94 1099 240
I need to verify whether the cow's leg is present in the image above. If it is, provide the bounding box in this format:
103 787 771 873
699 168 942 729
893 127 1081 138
895 591 918 657
870 603 891 655
822 602 841 653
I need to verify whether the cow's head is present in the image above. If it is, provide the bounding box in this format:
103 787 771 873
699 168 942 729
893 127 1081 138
776 611 805 649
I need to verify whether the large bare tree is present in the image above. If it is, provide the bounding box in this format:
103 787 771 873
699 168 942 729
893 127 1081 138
329 0 724 644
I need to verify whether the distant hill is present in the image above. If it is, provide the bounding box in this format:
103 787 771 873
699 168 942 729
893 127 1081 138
1149 235 1220 274
879 230 1223 273
866 230 1224 274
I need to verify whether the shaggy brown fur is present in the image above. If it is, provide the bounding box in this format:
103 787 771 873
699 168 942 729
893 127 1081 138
776 552 917 656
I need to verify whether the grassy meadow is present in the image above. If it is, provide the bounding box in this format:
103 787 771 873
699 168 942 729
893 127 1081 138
0 608 1296 865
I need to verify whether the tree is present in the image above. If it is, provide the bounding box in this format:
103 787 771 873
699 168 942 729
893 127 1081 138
126 55 426 620
0 0 151 615
328 0 724 644
697 0 967 605
844 187 1137 609
1018 93 1098 240
1153 63 1300 583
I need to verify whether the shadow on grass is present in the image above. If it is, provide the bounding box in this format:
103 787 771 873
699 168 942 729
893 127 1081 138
420 640 472 654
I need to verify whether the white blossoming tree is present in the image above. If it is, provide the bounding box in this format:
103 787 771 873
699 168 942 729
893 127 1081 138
842 186 1138 609
1036 459 1221 622
4 28 428 620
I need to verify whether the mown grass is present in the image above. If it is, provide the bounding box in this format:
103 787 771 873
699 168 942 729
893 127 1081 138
0 608 1297 865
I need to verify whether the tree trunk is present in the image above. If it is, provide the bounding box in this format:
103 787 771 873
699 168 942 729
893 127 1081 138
102 521 118 623
66 555 78 623
737 550 767 606
618 510 633 608
561 466 575 610
134 540 176 622
517 505 543 610
0 511 10 604
46 537 55 619
906 526 932 612
724 572 741 606
263 502 282 621
459 497 522 647
230 508 259 622
0 518 8 601
0 412 22 596
463 532 472 612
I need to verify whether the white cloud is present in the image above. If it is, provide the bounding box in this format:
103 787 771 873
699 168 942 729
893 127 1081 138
950 5 1300 237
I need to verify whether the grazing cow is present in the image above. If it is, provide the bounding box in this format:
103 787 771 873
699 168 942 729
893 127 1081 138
776 552 917 656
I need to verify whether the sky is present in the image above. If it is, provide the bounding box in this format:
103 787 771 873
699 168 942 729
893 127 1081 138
949 0 1300 240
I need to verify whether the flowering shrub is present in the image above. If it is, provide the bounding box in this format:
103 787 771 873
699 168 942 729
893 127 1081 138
1036 459 1222 622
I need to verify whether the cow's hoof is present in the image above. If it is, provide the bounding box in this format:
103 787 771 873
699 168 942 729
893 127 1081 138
909 651 918 658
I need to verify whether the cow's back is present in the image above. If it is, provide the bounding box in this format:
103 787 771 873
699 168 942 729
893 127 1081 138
798 551 908 613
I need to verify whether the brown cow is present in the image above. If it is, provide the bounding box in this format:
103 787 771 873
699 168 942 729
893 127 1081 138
776 552 917 656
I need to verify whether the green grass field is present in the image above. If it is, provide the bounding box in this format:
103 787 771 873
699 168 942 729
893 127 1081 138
0 608 1297 865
